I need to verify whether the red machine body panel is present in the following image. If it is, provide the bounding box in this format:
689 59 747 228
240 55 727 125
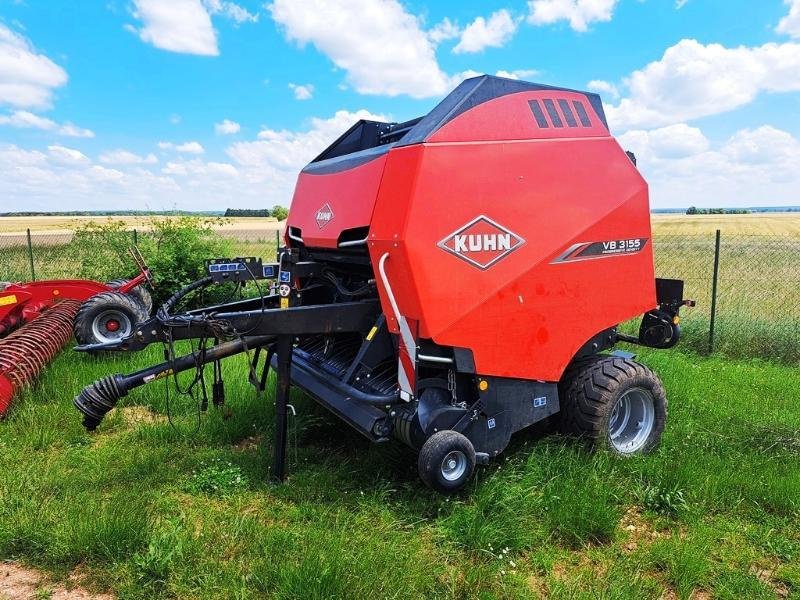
428 89 609 143
286 154 388 249
0 280 109 326
368 135 655 382
287 76 658 383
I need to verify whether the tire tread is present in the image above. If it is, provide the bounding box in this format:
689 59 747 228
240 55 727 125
558 355 668 454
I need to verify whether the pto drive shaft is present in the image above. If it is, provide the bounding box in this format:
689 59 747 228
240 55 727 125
74 335 275 430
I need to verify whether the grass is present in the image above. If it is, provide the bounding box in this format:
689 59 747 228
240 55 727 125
1 346 799 598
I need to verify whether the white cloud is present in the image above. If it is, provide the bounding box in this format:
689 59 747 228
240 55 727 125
131 0 219 56
0 24 68 109
606 39 800 131
99 149 159 165
527 0 618 32
268 0 451 98
0 143 182 211
587 79 619 99
675 0 690 8
617 123 710 160
158 141 205 154
453 9 518 54
495 69 539 80
162 158 238 177
428 17 460 44
288 82 314 100
215 118 241 134
0 110 94 137
47 145 90 164
203 0 259 23
722 125 800 165
618 124 800 208
777 0 800 38
228 109 387 171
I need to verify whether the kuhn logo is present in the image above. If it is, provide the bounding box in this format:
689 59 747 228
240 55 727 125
437 215 524 269
315 203 334 229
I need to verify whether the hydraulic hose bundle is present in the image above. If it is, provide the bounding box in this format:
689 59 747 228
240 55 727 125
0 300 81 416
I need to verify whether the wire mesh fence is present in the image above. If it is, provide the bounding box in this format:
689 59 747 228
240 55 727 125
1 226 798 363
649 232 800 363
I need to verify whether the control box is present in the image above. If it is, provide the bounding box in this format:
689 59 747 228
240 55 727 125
205 257 280 283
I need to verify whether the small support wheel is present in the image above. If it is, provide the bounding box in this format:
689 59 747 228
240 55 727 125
74 291 149 347
418 430 476 494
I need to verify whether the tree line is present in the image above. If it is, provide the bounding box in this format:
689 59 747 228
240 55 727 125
685 207 751 215
224 205 289 220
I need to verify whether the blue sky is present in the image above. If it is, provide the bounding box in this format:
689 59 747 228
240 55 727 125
1 0 799 211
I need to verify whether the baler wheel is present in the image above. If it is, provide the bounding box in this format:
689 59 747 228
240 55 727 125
418 430 476 494
74 291 149 348
558 356 667 455
107 278 153 313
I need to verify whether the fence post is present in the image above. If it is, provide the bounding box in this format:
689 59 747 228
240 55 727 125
133 229 138 246
708 229 721 354
275 228 280 250
26 228 36 281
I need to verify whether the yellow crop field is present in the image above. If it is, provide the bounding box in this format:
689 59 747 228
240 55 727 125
0 215 283 235
651 212 800 236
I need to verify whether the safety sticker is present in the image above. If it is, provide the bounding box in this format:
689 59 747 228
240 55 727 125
533 396 547 408
144 369 173 383
0 295 17 307
487 417 496 429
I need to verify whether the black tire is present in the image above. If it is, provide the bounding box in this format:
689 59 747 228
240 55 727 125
106 278 152 314
74 291 149 346
559 356 667 456
418 430 476 494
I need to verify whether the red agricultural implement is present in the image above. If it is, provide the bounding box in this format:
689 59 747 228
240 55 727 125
0 248 153 415
74 76 692 493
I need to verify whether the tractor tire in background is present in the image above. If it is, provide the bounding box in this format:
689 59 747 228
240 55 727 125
418 430 476 494
73 291 149 347
559 356 667 456
106 278 153 314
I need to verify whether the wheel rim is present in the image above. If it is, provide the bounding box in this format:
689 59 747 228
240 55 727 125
608 387 655 453
91 309 132 343
441 450 467 482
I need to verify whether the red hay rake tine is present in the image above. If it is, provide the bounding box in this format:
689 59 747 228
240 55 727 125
0 299 81 416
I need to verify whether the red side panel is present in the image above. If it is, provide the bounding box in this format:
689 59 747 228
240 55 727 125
369 126 655 382
286 155 389 249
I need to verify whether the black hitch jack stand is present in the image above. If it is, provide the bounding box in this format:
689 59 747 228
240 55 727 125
272 335 293 483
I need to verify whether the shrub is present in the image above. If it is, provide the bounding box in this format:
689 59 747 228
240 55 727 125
271 204 288 221
142 217 232 306
69 217 233 307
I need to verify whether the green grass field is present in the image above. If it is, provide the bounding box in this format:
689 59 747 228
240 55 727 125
0 347 798 599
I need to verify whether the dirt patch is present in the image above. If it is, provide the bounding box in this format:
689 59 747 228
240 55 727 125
115 406 166 427
619 506 667 553
232 435 262 452
751 561 790 598
526 573 548 598
0 562 113 600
